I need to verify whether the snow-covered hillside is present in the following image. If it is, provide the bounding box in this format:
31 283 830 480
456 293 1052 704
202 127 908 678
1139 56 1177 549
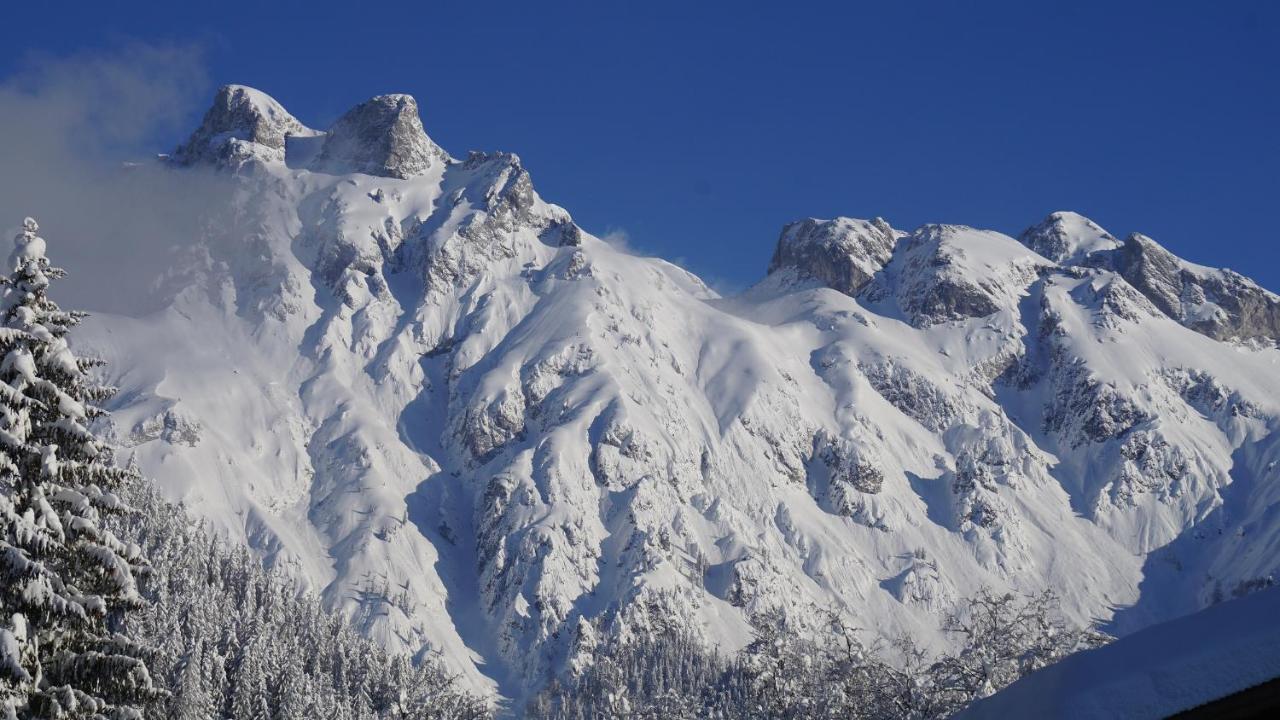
75 84 1280 704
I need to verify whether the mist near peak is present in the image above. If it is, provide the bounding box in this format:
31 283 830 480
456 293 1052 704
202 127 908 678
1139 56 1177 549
0 43 235 317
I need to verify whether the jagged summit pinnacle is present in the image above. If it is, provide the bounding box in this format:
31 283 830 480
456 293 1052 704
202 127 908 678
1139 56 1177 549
173 84 317 166
1018 211 1120 265
312 93 448 179
174 86 447 178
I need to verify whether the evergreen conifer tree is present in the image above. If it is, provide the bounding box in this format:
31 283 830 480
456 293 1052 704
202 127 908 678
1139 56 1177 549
170 645 213 720
0 217 159 719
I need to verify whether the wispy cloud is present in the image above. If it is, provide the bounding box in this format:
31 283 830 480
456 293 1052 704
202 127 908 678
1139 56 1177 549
0 42 226 315
598 227 634 253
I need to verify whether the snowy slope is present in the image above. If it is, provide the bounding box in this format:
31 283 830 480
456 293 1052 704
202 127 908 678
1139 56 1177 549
74 85 1280 703
957 585 1280 719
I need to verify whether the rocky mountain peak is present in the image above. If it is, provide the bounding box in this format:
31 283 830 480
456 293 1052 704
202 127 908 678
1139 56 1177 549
1107 232 1280 343
1018 211 1120 265
767 216 901 295
866 223 1050 326
312 93 447 179
172 84 316 166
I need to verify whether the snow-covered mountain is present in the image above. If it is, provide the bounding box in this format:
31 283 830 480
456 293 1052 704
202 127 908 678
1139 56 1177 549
76 84 1280 704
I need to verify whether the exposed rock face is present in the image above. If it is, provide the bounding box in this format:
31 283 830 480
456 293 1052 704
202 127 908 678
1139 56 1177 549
172 84 316 166
1019 211 1121 265
552 219 583 247
863 224 1050 327
808 429 889 530
129 408 202 447
768 219 1049 327
1103 233 1280 343
312 94 446 178
768 217 901 295
415 151 573 294
860 357 963 432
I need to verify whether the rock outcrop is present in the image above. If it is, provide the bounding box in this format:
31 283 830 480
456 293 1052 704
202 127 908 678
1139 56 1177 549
768 216 901 295
172 84 317 166
864 224 1050 326
1019 211 1120 265
312 94 447 178
1103 233 1280 343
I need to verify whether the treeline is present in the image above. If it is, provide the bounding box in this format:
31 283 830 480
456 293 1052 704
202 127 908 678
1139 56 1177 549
529 590 1108 719
107 481 490 720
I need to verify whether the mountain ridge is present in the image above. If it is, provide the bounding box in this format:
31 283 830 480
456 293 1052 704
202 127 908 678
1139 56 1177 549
74 84 1280 705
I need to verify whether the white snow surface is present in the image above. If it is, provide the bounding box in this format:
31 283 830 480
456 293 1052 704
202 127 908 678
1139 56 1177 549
71 86 1280 705
958 584 1280 719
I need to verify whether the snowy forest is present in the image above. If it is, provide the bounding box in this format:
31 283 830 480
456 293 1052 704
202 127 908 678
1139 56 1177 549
527 589 1107 720
0 216 1110 718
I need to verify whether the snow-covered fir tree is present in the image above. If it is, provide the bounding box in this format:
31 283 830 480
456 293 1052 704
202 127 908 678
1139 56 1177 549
0 217 160 719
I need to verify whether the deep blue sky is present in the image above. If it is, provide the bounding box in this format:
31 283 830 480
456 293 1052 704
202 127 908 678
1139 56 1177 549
6 0 1278 292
